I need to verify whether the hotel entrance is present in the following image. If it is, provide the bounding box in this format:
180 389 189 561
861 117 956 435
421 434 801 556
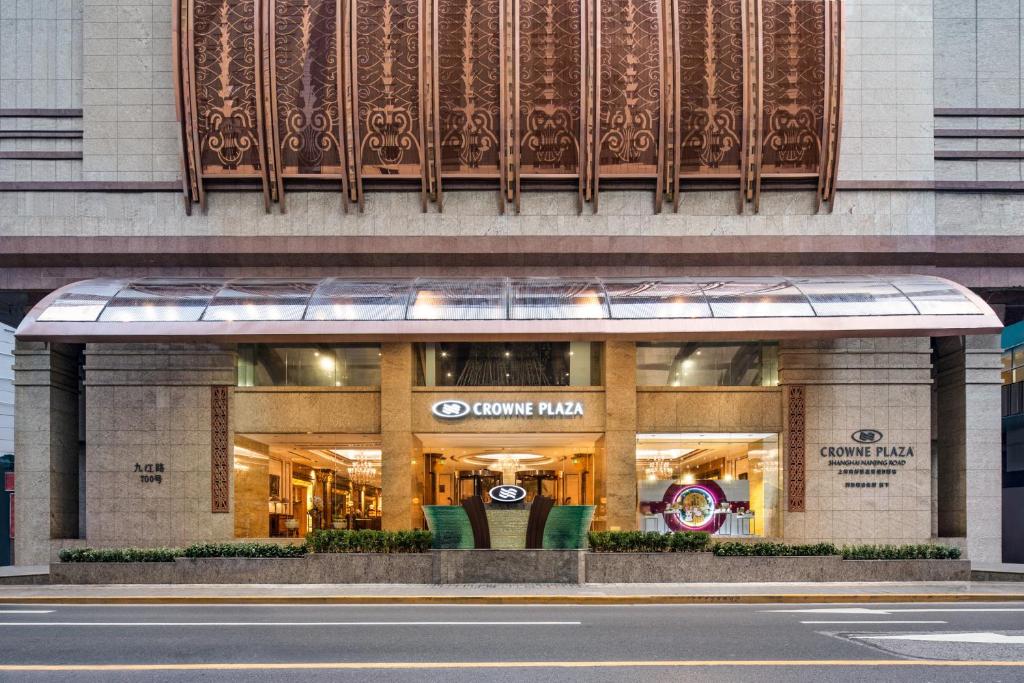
419 433 600 508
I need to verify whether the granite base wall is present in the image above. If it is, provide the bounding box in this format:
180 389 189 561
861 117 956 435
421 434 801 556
49 551 969 584
584 553 971 583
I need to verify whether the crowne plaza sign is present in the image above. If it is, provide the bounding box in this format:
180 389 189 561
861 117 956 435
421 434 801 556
432 399 584 420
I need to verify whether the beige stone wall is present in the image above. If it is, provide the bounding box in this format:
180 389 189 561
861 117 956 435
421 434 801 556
780 338 934 546
233 456 269 538
603 341 637 532
83 343 235 547
234 388 380 435
637 388 782 434
933 334 1003 564
380 343 414 531
13 342 80 565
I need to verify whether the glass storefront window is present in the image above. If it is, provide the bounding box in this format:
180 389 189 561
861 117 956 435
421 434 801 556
415 342 603 386
635 433 782 537
237 344 381 387
1004 345 1024 386
636 342 778 387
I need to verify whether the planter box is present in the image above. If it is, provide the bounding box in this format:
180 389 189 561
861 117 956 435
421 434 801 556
51 551 971 584
584 553 971 583
433 549 585 584
51 553 433 585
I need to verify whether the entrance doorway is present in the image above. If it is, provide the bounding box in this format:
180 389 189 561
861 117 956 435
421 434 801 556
418 433 601 507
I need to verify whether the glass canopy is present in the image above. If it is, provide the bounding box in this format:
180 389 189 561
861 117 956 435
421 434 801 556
20 275 1001 341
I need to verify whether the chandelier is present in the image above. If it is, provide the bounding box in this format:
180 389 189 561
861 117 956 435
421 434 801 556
348 455 377 485
644 458 673 480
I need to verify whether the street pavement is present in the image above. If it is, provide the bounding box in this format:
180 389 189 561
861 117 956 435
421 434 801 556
1 601 1023 681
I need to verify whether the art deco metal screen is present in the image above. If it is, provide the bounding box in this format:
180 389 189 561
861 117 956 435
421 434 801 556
174 0 843 214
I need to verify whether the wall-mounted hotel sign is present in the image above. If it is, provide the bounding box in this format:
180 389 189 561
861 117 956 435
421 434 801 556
820 429 915 490
431 399 584 420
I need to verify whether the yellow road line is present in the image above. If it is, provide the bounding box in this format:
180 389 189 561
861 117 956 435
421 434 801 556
1 660 1024 671
1 594 1023 605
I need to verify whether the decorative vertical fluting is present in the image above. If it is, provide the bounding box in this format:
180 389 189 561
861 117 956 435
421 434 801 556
211 385 230 513
785 384 805 513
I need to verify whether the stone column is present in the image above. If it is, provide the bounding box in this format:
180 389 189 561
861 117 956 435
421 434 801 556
603 341 637 531
934 335 1003 564
380 342 414 530
779 338 933 546
84 343 236 547
13 342 80 565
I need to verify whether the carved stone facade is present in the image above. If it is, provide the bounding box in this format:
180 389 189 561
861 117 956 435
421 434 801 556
172 0 843 213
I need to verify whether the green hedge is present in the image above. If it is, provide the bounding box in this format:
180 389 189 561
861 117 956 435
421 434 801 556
182 542 307 559
712 542 839 557
306 529 432 554
58 547 181 563
587 531 711 553
841 544 961 560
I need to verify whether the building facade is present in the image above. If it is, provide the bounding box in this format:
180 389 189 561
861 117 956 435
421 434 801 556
1 1 1022 567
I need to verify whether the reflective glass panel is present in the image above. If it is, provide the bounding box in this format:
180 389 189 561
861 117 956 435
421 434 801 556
36 280 124 322
237 344 381 386
636 342 779 386
890 277 980 315
703 280 815 317
415 341 602 386
793 279 917 317
510 279 607 319
603 279 712 319
305 279 411 321
203 281 318 321
407 279 505 320
99 280 221 322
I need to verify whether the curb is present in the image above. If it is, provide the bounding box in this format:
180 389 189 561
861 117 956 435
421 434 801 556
2 593 1024 605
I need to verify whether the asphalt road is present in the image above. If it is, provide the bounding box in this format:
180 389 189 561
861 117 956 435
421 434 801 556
1 601 1023 681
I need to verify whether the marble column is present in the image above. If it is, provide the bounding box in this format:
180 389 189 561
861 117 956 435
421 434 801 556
934 335 1003 564
380 342 414 530
603 341 637 531
13 342 80 565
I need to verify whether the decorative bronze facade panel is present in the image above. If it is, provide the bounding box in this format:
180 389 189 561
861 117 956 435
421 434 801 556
516 0 583 179
786 383 805 513
190 1 268 179
210 385 230 513
595 0 664 207
266 0 347 205
173 0 843 213
758 0 825 177
436 0 502 177
676 0 744 178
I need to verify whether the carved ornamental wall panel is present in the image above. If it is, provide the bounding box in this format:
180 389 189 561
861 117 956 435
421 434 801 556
675 0 745 187
435 0 502 180
515 0 585 210
595 0 664 211
174 0 843 215
265 0 348 208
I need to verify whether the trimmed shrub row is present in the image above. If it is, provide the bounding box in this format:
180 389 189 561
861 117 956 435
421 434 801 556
712 542 839 557
841 544 961 560
59 531 437 562
182 542 307 559
58 547 181 563
585 532 962 560
306 529 432 554
588 531 711 553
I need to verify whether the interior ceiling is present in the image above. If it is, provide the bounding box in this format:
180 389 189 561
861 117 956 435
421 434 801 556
417 433 602 454
239 433 381 448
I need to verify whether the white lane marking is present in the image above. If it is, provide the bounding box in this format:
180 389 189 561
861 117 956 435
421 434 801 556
0 621 581 627
800 620 947 625
0 610 54 614
769 608 1024 615
855 632 1024 644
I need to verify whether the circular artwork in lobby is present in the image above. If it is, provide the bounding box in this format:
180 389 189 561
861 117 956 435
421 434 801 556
662 481 727 533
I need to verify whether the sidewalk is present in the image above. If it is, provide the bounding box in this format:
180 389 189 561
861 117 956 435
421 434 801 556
2 581 1024 604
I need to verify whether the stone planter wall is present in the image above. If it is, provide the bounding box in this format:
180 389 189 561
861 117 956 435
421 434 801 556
50 553 433 585
432 550 585 584
584 553 971 583
50 551 971 584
